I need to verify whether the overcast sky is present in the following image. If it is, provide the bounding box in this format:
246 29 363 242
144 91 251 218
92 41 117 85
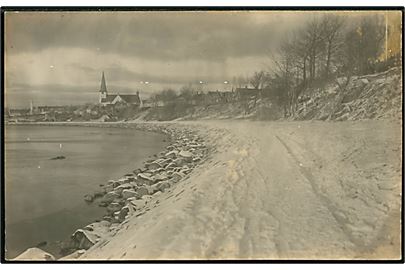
5 10 383 107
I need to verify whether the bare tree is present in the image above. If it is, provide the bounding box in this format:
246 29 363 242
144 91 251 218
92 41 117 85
249 71 270 89
321 15 345 79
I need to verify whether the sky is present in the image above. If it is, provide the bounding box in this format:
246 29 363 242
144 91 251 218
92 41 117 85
4 10 389 107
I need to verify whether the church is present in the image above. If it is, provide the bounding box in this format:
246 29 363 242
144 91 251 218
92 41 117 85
99 72 141 106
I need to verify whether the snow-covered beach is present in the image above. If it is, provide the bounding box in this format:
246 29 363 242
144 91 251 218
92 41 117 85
13 119 401 260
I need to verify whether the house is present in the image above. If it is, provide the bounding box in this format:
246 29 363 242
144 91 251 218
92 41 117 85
99 72 141 106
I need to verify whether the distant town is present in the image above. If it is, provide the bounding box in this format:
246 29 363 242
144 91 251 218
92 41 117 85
5 71 265 123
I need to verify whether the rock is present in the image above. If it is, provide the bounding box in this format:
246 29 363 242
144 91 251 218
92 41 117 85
50 155 66 160
165 162 177 169
70 229 98 250
13 247 55 261
137 173 154 184
129 199 147 210
156 181 171 192
126 176 136 182
165 150 178 159
173 158 186 166
84 194 94 203
171 172 185 183
179 150 193 162
145 161 162 170
103 184 114 193
136 186 149 197
122 189 138 199
118 206 130 222
99 201 108 207
153 173 168 183
93 189 106 198
107 202 122 213
107 180 120 188
101 191 120 203
148 184 160 194
103 215 113 222
114 183 133 194
83 220 111 232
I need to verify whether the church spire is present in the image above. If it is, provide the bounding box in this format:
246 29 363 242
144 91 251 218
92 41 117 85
100 71 107 93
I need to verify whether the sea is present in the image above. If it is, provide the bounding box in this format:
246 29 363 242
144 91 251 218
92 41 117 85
4 124 168 259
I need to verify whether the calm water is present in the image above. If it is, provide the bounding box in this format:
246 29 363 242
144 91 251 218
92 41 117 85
5 124 168 259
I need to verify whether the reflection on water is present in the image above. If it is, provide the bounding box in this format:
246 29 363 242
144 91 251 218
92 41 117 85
5 125 167 259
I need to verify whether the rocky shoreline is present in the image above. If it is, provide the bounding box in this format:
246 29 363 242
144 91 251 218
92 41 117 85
12 122 211 261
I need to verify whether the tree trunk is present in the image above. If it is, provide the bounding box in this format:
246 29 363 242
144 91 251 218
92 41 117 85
325 40 332 79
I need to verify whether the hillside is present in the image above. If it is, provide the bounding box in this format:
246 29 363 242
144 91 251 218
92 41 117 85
293 67 402 121
133 67 402 122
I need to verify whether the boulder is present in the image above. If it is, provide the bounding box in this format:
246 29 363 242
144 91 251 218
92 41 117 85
173 158 186 167
114 183 133 194
13 247 55 261
171 172 185 183
84 194 94 203
122 189 138 199
93 189 106 198
103 184 114 193
118 206 130 222
83 220 111 233
70 229 98 250
126 176 136 182
156 181 171 192
116 178 131 185
101 191 120 203
107 180 120 188
165 150 178 159
137 173 154 184
145 161 162 170
103 215 113 222
153 173 169 184
179 150 193 162
136 186 150 197
129 199 147 210
107 202 122 213
165 162 177 169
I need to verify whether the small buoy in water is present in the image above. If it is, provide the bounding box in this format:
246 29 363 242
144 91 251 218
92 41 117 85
38 165 41 169
59 143 62 149
27 137 30 141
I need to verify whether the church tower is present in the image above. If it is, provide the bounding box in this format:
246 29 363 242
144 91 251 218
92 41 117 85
99 71 107 103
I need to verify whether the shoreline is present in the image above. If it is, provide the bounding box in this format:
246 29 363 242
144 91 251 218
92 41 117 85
10 121 212 261
8 119 401 260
